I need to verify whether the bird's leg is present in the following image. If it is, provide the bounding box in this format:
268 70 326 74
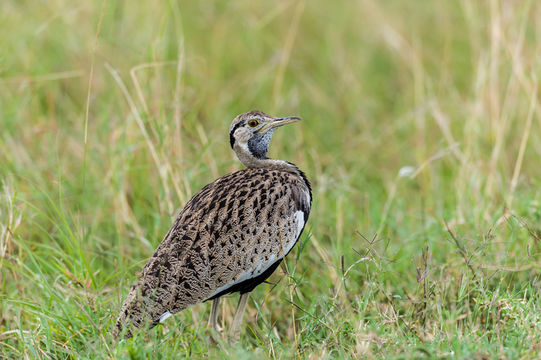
228 292 250 343
208 297 222 332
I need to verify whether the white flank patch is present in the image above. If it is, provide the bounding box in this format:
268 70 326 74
304 189 311 206
159 311 172 323
294 210 305 240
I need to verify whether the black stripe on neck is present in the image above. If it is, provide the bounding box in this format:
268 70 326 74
229 121 244 149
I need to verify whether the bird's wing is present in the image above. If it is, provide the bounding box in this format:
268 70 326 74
200 168 311 300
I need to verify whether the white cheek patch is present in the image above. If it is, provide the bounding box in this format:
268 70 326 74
235 128 252 144
237 141 250 154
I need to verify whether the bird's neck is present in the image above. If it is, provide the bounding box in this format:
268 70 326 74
234 143 299 174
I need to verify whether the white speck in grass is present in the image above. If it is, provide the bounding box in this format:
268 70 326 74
398 166 415 178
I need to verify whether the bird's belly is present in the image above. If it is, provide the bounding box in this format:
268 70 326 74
204 210 305 299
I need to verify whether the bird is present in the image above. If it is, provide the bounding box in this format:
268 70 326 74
114 110 312 342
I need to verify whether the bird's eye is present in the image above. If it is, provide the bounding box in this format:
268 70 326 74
247 119 260 128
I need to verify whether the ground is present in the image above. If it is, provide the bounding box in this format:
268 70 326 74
1 1 541 359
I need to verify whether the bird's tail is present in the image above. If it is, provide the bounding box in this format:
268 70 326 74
113 286 138 339
113 284 156 339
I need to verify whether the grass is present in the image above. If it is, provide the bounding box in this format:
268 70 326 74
1 0 541 358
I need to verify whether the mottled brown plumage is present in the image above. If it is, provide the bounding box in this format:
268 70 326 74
114 111 311 340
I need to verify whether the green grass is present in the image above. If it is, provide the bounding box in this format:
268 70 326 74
1 0 541 358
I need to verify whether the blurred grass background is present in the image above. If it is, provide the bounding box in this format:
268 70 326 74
1 0 541 358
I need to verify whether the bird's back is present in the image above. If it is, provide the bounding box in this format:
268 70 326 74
115 166 311 336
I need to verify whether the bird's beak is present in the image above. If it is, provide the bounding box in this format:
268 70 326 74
256 116 301 133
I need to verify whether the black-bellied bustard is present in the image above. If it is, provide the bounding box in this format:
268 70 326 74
114 110 312 342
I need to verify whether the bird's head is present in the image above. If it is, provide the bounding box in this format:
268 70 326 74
229 110 301 165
